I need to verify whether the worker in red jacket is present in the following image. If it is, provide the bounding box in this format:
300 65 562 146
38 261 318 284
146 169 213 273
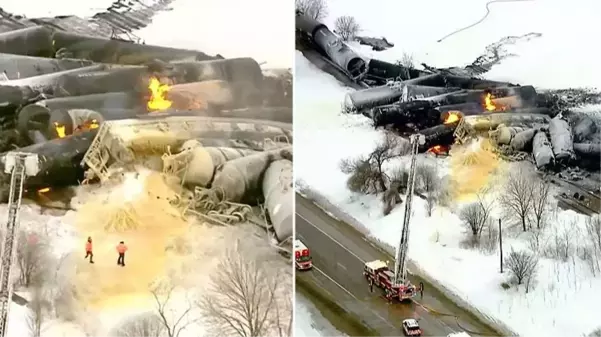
116 241 128 267
84 237 94 264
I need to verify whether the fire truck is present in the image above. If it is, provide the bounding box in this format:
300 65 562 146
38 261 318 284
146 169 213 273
362 134 425 303
363 259 419 301
294 239 312 270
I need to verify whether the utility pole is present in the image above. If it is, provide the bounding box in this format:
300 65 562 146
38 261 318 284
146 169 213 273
499 218 503 273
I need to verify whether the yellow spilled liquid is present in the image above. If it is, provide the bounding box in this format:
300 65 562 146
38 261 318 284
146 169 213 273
448 138 501 202
72 171 190 309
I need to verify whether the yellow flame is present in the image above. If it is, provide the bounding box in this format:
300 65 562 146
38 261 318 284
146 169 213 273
444 111 461 124
147 77 172 111
484 93 496 111
38 187 50 193
54 122 66 138
87 119 100 130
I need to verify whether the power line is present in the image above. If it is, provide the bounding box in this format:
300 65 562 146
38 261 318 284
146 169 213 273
437 0 534 43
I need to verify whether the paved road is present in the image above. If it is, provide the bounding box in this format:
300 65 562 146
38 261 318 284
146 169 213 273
296 194 500 337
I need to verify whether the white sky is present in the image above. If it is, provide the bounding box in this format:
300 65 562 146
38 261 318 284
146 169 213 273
136 0 295 68
1 0 295 69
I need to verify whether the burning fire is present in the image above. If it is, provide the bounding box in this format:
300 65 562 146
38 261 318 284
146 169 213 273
483 92 508 112
54 119 100 139
38 187 50 193
427 145 448 155
79 119 100 131
444 111 461 124
147 77 172 111
54 122 66 138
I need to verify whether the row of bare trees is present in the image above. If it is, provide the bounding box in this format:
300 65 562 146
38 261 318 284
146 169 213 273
499 164 551 232
110 243 292 337
296 0 362 41
340 132 446 216
340 133 444 216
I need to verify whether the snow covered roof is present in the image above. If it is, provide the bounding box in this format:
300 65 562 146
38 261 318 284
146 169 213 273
403 319 419 328
365 260 388 270
294 239 307 251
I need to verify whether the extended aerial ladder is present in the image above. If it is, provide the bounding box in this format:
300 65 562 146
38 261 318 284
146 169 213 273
392 134 425 287
0 152 39 337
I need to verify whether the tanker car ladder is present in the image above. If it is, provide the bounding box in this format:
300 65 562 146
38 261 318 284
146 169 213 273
0 152 40 337
453 117 475 145
80 123 113 183
82 117 290 182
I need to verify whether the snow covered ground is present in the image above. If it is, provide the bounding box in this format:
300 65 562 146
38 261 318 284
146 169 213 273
295 1 601 336
295 293 346 337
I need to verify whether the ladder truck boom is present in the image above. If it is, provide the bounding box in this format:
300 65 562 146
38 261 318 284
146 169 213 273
393 134 424 286
0 152 39 337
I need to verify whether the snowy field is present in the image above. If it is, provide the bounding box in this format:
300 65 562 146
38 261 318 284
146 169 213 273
294 1 601 336
295 293 346 337
2 1 293 336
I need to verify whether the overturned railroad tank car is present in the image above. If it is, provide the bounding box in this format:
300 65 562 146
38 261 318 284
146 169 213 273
262 159 293 241
532 131 555 169
55 57 264 97
296 14 366 78
0 53 95 80
0 25 217 63
0 129 97 201
548 116 576 164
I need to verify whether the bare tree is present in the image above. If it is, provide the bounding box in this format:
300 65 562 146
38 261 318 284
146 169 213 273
459 194 492 237
111 312 166 337
499 167 534 231
197 244 287 337
530 179 550 230
504 249 538 290
480 222 499 254
416 163 439 216
585 215 601 273
340 133 409 194
334 16 361 41
381 167 407 215
396 52 414 68
270 287 292 337
295 0 328 21
49 253 78 321
26 287 45 337
16 230 50 287
543 222 574 262
150 281 199 337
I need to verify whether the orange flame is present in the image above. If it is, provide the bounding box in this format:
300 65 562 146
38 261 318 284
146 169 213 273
82 119 99 130
444 111 461 124
484 93 497 111
147 77 172 111
54 122 66 138
427 145 447 155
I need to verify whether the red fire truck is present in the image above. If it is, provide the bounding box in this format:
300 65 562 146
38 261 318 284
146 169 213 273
294 239 312 270
363 259 420 301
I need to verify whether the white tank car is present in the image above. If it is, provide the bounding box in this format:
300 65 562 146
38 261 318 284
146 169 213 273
262 159 293 242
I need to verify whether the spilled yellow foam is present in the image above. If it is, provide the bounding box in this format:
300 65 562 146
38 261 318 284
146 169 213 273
448 138 501 201
72 171 190 309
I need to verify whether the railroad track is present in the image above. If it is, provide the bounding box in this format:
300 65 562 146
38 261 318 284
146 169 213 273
547 175 600 215
1 0 174 39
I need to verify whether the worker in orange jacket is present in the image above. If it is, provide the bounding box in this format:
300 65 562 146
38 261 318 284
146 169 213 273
84 237 94 264
116 241 128 267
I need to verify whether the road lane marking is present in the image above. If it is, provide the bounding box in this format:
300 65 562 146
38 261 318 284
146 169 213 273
298 211 462 334
297 212 366 263
312 265 358 299
311 265 396 329
337 262 347 271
